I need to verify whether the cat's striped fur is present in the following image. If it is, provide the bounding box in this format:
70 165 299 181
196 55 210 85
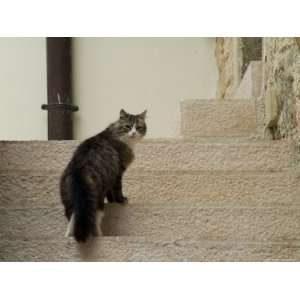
60 109 147 242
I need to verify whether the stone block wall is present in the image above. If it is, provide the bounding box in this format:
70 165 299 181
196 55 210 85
215 37 262 99
215 37 300 141
215 38 241 98
263 38 300 140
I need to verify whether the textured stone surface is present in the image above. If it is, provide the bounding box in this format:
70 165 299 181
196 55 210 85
215 38 242 98
265 84 279 132
1 205 300 242
214 37 300 141
2 238 300 262
216 38 300 140
1 75 300 262
136 140 293 171
0 141 76 172
214 40 265 137
1 170 300 208
215 38 263 100
263 38 300 140
181 99 256 137
0 140 293 172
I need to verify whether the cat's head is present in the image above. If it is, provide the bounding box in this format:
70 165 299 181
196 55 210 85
113 109 147 145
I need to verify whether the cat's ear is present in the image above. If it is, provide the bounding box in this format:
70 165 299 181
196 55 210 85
120 109 128 119
139 110 147 120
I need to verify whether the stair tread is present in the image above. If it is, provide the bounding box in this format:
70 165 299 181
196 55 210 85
0 102 298 261
1 169 299 208
0 140 294 172
1 205 300 241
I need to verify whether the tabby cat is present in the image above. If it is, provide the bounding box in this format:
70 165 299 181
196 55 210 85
60 109 147 242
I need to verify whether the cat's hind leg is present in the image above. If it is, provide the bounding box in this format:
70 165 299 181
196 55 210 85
94 210 104 236
65 213 75 237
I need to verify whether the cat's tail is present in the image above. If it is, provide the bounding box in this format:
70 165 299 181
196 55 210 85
71 170 97 243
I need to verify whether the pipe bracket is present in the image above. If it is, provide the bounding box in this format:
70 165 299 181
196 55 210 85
41 103 79 112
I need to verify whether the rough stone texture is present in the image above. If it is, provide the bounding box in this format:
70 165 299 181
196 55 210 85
215 38 242 98
0 140 293 172
1 88 300 261
216 38 300 140
215 39 265 138
181 99 256 137
1 170 300 208
1 205 300 242
0 141 76 172
215 38 263 100
255 95 267 138
263 38 300 140
136 140 293 171
233 61 263 99
2 238 300 262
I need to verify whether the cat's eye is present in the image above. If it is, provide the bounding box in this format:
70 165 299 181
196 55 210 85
124 125 131 130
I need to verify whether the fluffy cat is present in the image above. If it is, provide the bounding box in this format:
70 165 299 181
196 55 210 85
60 109 147 242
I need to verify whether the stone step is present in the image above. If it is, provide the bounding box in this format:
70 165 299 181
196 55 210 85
0 140 294 172
180 99 257 137
1 170 299 208
1 205 300 241
1 237 300 261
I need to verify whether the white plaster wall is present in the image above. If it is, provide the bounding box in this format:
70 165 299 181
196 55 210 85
73 38 217 139
0 38 47 140
0 38 217 140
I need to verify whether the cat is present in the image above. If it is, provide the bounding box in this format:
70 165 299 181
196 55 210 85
60 109 147 242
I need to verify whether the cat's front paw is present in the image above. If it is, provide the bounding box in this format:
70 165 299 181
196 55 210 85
106 190 115 203
116 196 128 205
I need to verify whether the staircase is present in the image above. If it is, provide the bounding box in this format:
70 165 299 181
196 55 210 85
1 98 300 261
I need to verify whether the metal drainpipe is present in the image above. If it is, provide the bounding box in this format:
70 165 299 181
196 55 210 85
42 37 78 140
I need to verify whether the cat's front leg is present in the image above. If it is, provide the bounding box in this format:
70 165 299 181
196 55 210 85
106 190 115 203
113 174 128 204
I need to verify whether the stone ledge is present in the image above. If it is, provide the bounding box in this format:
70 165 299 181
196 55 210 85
1 205 300 241
2 237 300 261
0 140 293 172
0 170 299 208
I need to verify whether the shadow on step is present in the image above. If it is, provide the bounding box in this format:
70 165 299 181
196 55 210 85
76 203 128 261
101 203 129 236
76 239 99 261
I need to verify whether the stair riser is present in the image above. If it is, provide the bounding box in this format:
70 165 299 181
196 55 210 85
0 141 293 172
137 142 292 171
1 206 300 241
181 100 256 137
1 238 300 262
1 171 300 208
0 142 75 172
